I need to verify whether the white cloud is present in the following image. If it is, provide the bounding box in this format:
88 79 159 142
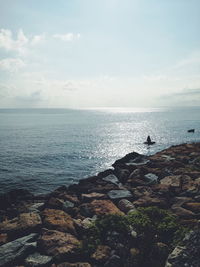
0 28 45 55
31 34 46 45
174 51 200 69
0 58 26 72
53 33 81 41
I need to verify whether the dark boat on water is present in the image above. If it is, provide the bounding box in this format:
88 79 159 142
188 129 195 133
144 135 156 145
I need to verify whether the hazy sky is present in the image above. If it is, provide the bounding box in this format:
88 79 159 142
0 0 200 108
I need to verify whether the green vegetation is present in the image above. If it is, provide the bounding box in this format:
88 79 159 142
127 207 186 245
82 207 189 264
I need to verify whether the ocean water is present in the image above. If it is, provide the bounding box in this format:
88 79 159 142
0 107 200 194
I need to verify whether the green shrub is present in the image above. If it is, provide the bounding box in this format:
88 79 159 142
82 214 130 255
127 207 188 245
81 207 189 258
95 214 130 235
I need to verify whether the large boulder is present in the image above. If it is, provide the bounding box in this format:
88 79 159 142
102 174 120 186
38 229 80 260
42 209 76 235
80 200 123 217
89 200 123 216
160 175 181 188
0 212 41 237
0 233 37 266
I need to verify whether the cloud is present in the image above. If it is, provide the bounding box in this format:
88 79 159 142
169 88 200 97
0 58 26 72
53 33 81 41
0 28 45 55
159 88 200 106
30 34 46 45
174 51 200 69
14 90 42 103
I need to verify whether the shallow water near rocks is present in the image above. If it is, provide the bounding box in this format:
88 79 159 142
0 107 200 194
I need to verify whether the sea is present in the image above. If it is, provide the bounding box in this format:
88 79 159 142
0 107 200 195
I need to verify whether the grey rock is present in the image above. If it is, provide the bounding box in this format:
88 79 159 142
161 155 175 161
107 190 132 200
63 200 75 212
25 252 52 267
28 203 44 213
144 173 158 184
103 174 120 186
0 233 37 266
126 157 149 166
118 199 135 213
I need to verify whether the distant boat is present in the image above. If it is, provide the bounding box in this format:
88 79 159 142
144 141 156 145
144 135 156 145
188 129 195 133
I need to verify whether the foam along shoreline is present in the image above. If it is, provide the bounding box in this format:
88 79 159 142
0 142 200 267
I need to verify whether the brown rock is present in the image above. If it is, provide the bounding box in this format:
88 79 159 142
180 175 195 191
133 196 167 208
160 175 181 188
132 186 153 199
171 207 195 219
91 245 111 263
42 209 76 234
151 184 170 195
38 229 80 259
81 192 105 201
0 233 7 245
0 212 41 235
90 200 123 216
184 203 200 213
171 197 193 209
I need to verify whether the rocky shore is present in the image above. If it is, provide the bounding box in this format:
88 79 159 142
0 142 200 267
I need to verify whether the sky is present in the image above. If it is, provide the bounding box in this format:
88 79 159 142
0 0 200 108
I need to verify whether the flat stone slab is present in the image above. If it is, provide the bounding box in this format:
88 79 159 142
102 174 119 185
107 190 133 199
0 233 37 266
